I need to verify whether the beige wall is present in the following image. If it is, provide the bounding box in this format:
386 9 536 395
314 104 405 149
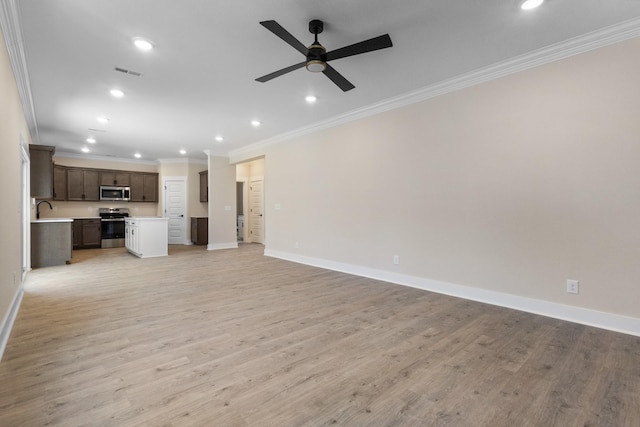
259 37 640 321
207 155 237 248
0 29 31 343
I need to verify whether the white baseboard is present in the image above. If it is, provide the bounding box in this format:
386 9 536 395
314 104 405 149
207 242 239 251
265 249 640 337
0 284 24 361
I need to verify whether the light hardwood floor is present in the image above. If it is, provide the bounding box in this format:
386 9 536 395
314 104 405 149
1 243 639 426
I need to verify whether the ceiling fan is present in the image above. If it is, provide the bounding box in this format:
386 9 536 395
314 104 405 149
255 19 393 92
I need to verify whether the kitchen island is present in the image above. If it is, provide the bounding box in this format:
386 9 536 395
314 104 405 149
124 217 168 258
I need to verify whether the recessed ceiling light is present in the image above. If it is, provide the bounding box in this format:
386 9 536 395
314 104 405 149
86 137 96 144
521 0 544 10
81 147 90 153
251 120 261 127
134 153 141 159
179 149 187 155
305 95 317 104
110 89 124 98
133 38 154 51
215 136 224 142
97 116 109 124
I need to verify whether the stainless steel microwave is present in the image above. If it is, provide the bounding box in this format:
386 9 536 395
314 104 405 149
100 186 131 201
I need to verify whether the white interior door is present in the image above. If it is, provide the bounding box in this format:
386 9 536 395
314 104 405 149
249 177 264 244
163 177 187 245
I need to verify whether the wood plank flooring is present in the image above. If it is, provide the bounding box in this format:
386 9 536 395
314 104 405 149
1 243 639 426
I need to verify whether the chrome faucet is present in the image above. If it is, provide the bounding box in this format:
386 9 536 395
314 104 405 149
36 200 53 219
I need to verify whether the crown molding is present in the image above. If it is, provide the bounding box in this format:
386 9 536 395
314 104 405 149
0 0 39 143
157 158 207 165
228 17 640 162
55 151 159 166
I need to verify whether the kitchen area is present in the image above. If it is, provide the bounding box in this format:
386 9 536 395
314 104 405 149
27 145 254 269
29 145 181 267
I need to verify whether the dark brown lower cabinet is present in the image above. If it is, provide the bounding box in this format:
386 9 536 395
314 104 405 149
191 217 208 245
73 219 102 249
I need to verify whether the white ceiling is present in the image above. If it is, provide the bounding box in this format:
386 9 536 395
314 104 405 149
10 0 640 162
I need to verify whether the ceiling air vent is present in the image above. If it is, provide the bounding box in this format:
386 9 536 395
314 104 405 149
114 67 142 77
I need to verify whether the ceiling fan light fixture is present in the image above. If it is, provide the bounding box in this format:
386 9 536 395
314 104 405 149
306 60 326 73
521 0 544 10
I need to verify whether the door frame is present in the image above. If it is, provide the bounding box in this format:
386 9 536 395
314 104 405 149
21 139 30 276
237 176 248 242
162 176 188 245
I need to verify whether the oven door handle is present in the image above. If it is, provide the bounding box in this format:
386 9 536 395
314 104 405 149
101 218 126 222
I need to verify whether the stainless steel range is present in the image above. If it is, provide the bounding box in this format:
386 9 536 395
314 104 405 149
99 207 129 248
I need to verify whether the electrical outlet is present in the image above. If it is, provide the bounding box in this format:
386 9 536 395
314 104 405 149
295 241 299 249
393 255 400 265
566 279 579 294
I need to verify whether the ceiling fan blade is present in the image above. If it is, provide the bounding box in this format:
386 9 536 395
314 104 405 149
260 20 308 56
255 61 307 83
323 64 355 92
325 34 393 62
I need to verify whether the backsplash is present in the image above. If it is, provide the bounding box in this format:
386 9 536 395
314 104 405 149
35 201 160 219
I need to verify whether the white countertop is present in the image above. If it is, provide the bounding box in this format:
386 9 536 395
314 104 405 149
127 216 168 220
31 218 73 223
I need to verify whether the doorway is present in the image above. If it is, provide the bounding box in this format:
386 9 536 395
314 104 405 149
162 177 187 244
236 181 245 241
235 158 265 245
21 142 30 277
